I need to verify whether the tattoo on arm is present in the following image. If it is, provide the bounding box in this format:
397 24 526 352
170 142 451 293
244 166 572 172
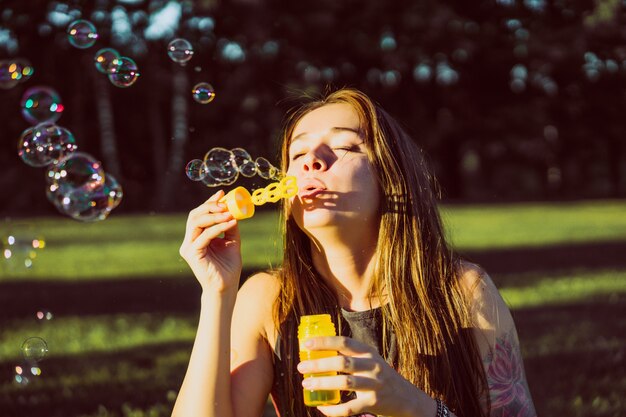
484 328 537 417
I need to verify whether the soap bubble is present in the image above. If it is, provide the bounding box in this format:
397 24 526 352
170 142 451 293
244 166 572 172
67 19 98 49
0 59 34 89
192 82 215 104
20 86 64 125
17 127 50 167
62 174 123 222
204 147 238 185
22 337 48 362
0 60 20 89
255 157 280 180
1 233 44 272
46 152 105 201
18 124 76 168
232 148 257 177
13 58 35 82
14 365 31 386
94 48 120 74
36 309 54 321
33 123 78 163
185 159 207 181
108 57 140 88
167 38 194 64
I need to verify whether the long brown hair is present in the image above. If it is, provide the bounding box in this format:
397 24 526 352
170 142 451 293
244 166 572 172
271 88 488 417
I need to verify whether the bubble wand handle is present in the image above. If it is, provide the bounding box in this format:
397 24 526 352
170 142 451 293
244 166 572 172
218 176 298 220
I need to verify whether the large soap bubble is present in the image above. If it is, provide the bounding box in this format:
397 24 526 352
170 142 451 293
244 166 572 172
203 147 239 185
62 174 123 222
187 148 282 187
46 152 105 200
231 148 257 177
20 86 64 125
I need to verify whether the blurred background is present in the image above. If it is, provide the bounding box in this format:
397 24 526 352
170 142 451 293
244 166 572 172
1 0 625 416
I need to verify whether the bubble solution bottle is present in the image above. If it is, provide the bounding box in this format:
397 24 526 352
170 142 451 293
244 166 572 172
298 314 341 406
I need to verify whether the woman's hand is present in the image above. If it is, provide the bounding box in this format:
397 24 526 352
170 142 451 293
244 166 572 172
297 336 437 417
179 189 242 293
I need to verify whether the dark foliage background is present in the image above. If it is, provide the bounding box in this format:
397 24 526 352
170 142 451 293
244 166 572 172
1 0 625 217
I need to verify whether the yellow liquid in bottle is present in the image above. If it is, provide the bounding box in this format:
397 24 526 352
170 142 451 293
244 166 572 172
298 314 341 407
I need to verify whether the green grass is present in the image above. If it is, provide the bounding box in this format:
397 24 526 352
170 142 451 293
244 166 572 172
2 200 626 281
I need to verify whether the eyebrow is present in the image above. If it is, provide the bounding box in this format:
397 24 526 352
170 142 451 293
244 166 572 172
291 126 362 143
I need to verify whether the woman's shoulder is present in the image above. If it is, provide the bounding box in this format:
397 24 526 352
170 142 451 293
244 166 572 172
236 271 282 344
455 260 516 346
456 260 497 300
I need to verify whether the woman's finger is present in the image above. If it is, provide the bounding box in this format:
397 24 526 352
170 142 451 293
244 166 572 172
191 219 238 252
316 398 372 417
298 355 379 375
302 336 376 357
189 212 233 233
302 374 379 392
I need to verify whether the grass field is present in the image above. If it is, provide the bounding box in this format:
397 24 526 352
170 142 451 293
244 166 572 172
1 200 625 417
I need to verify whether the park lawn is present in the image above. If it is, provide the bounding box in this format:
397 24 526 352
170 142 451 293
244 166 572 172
1 199 626 281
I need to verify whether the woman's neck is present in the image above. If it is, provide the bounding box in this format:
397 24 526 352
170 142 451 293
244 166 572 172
308 227 381 311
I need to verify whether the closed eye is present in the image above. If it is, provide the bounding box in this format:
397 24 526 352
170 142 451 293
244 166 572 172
334 145 361 153
291 153 305 160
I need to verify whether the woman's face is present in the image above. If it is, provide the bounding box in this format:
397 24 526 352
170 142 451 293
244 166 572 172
286 103 380 232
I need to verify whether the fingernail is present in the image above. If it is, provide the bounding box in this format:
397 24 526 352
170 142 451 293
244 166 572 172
302 378 313 389
304 339 314 348
217 203 226 209
297 362 310 373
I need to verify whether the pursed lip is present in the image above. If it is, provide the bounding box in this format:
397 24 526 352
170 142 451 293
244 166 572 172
298 178 328 199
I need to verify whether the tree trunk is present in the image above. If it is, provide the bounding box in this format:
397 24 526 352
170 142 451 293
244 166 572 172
92 69 122 179
157 66 189 210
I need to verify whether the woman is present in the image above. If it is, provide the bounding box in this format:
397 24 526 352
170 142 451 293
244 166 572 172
173 88 537 417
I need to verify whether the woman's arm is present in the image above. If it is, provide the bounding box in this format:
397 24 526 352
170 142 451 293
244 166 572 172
171 191 274 417
463 265 537 417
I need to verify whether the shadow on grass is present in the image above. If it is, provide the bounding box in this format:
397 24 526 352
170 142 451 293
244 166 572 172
459 239 626 275
513 296 626 417
0 296 624 417
1 240 625 320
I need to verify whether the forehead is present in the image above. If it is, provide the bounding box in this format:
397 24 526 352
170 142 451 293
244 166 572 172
291 103 361 140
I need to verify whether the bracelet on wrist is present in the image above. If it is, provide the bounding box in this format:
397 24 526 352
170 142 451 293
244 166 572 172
435 399 450 417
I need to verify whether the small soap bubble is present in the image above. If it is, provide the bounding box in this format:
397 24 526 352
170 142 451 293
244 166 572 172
255 157 278 180
20 86 64 125
17 126 51 167
231 148 257 177
22 337 48 362
94 48 120 74
0 60 20 89
14 58 35 82
192 82 215 104
33 123 78 163
67 19 98 49
185 159 207 181
14 365 30 386
167 38 194 64
203 147 238 185
2 232 45 272
62 174 123 222
36 309 53 321
46 152 105 202
108 57 140 88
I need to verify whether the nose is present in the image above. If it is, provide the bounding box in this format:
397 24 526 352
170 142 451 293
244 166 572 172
301 150 328 172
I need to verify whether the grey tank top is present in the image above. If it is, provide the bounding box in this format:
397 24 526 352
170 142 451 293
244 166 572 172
270 306 397 417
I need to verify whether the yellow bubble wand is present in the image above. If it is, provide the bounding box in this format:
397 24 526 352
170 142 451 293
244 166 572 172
218 176 298 219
